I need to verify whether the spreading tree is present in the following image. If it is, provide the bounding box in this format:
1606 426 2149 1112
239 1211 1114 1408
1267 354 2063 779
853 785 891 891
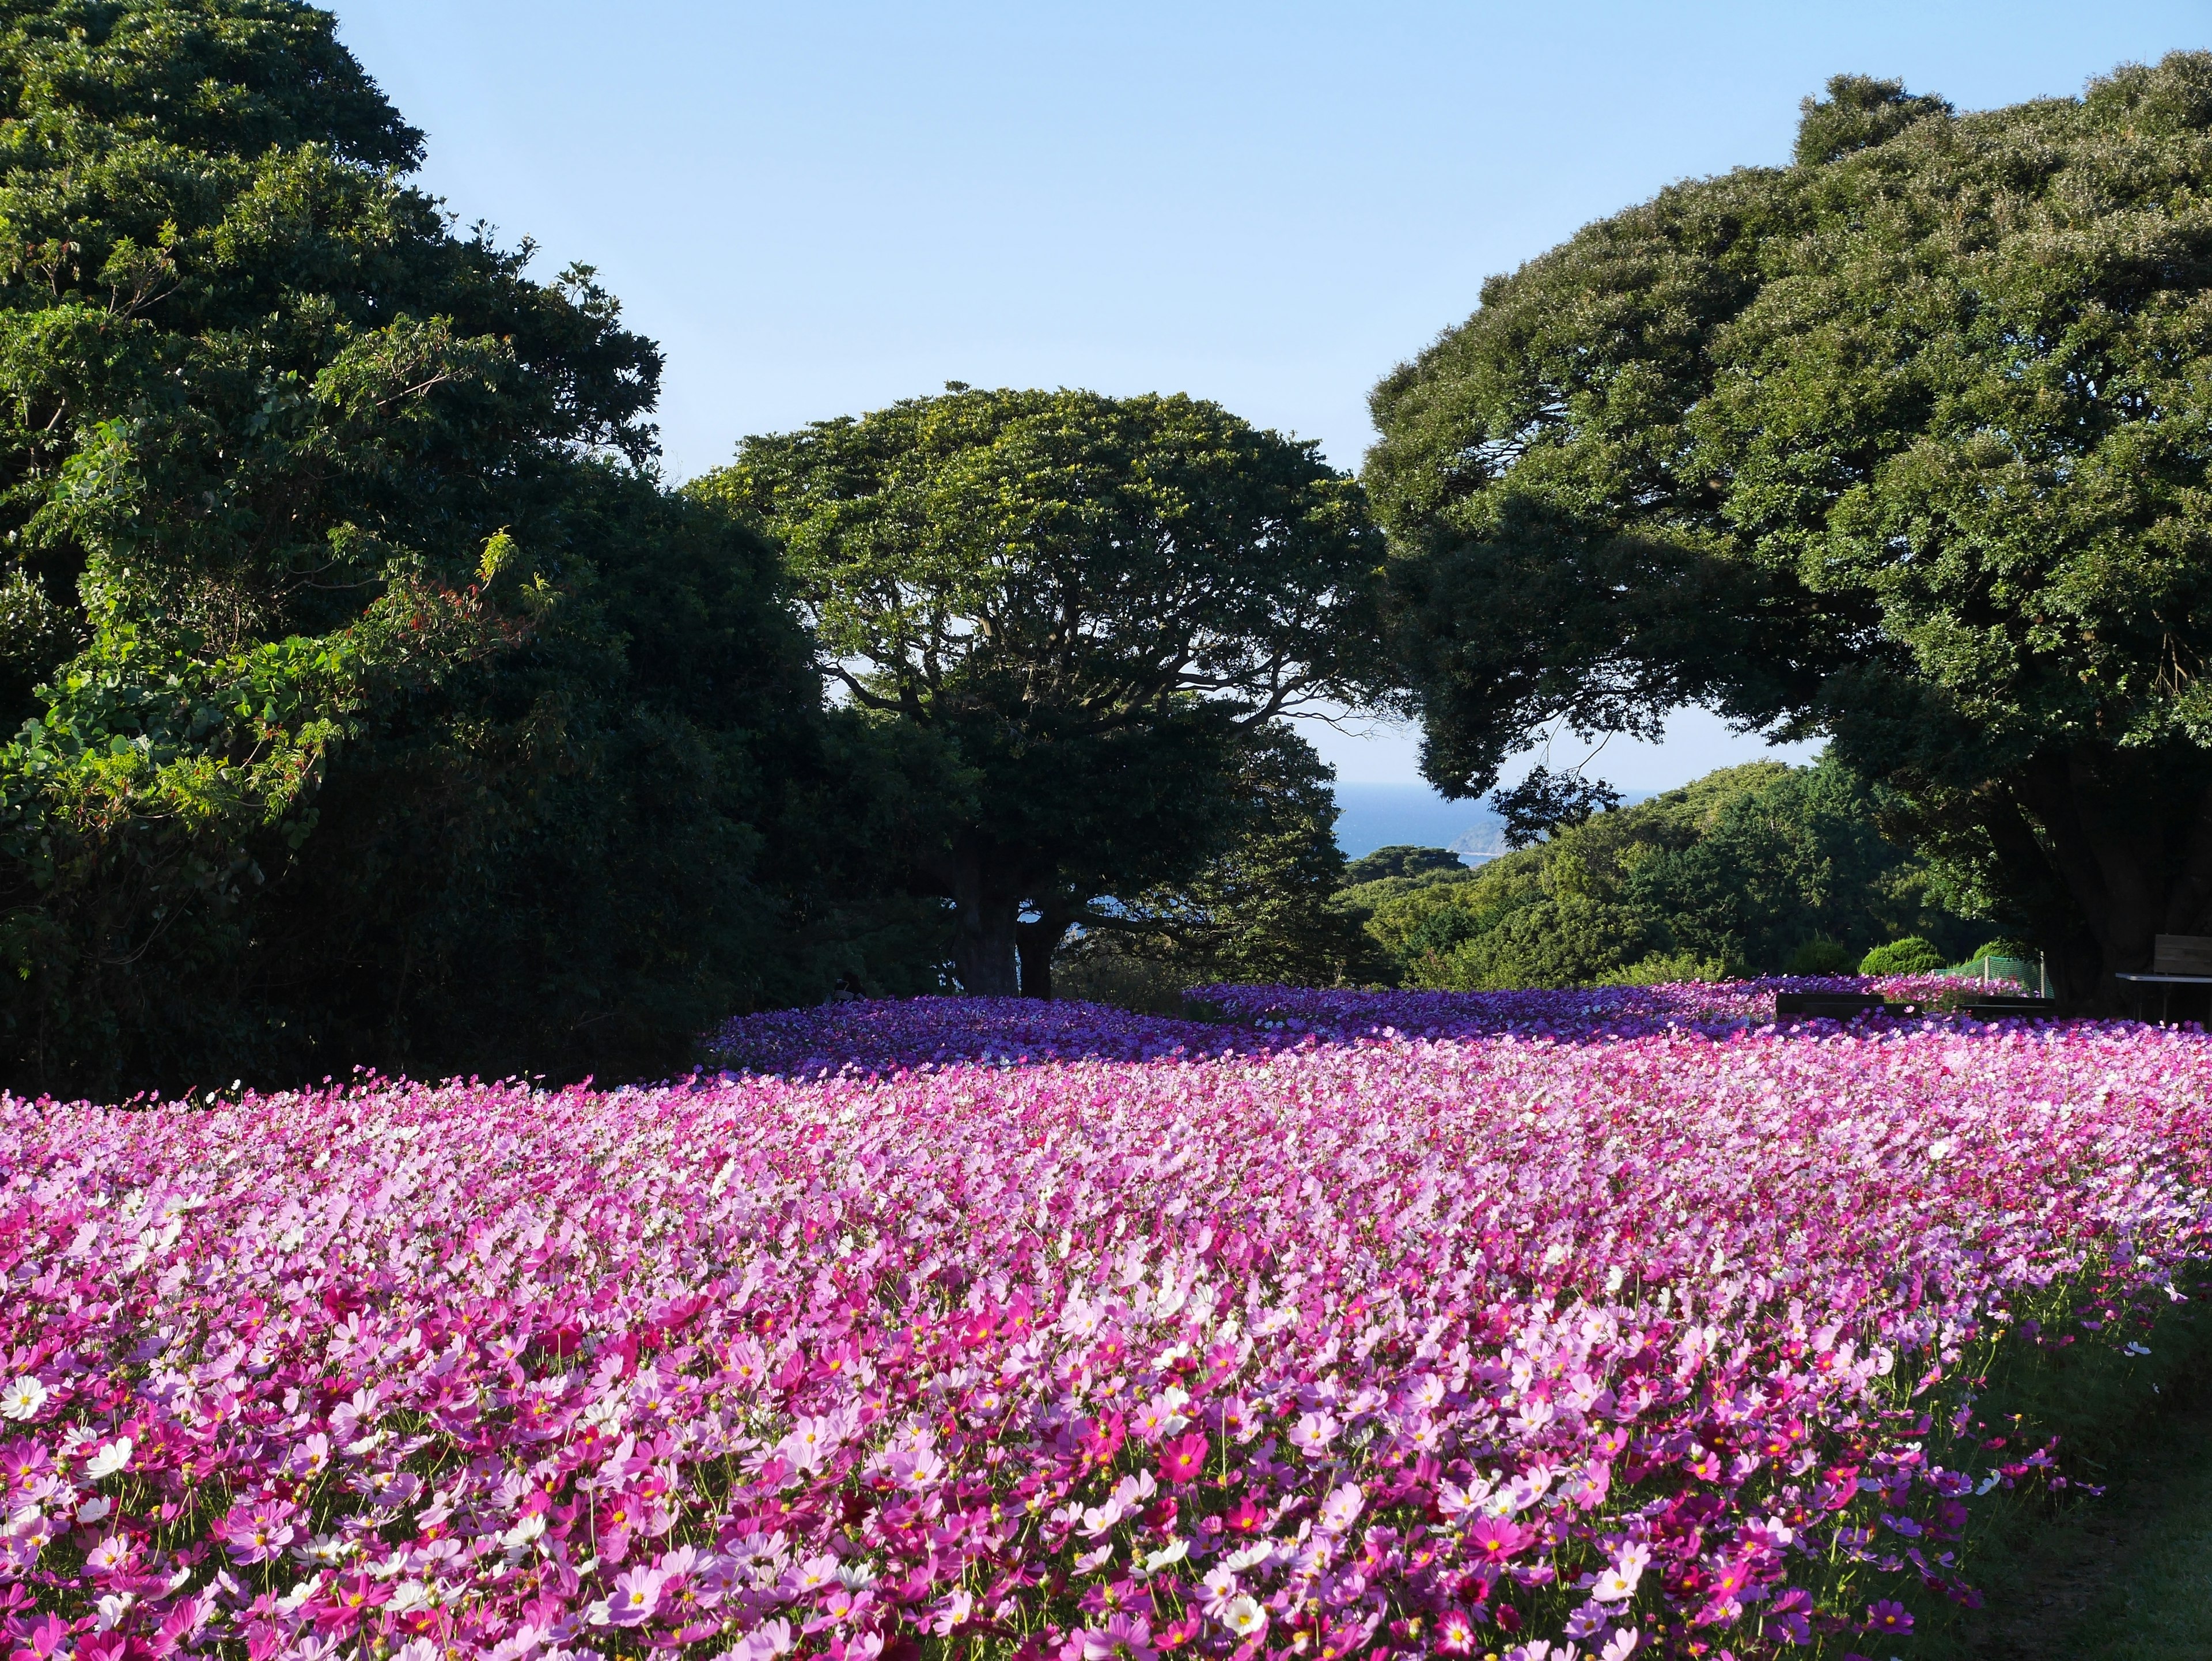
1369 55 2212 1000
702 387 1384 995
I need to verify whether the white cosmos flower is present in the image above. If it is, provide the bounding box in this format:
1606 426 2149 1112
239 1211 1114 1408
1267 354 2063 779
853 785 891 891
76 1497 112 1525
1592 1565 1641 1602
1141 1539 1189 1573
86 1438 133 1480
1219 1596 1266 1637
276 1574 323 1614
0 1379 46 1421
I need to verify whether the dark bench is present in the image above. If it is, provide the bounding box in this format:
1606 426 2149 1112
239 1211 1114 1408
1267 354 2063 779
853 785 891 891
1774 992 1903 1022
1955 994 2055 1021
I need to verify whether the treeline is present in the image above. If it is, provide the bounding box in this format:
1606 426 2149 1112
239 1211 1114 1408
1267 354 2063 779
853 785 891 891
1342 759 1991 990
8 7 2211 1091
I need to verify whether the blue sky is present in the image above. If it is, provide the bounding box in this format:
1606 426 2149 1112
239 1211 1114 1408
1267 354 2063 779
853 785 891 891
333 0 2208 788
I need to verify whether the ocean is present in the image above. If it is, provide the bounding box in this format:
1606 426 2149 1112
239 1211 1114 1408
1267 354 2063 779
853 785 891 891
1331 782 1508 861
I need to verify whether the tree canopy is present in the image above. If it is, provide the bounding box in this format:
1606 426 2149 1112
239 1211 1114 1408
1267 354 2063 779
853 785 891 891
1368 53 2212 1000
0 0 904 1093
700 387 1385 995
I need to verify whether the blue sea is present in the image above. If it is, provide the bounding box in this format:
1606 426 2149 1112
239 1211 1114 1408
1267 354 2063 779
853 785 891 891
1331 783 1507 861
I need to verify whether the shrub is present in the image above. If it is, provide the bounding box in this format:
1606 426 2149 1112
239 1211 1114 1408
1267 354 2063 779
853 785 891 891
1787 936 1861 975
1861 935 1948 975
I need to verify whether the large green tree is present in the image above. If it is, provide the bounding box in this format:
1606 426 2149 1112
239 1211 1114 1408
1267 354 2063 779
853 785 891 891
0 0 858 1092
701 386 1384 996
1369 54 2212 1001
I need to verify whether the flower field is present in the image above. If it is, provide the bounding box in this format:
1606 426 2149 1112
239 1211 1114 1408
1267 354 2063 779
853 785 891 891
6 987 2210 1661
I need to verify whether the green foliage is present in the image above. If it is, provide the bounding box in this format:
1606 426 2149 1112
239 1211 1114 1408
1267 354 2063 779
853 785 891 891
1367 50 2212 1000
1342 843 1467 884
1059 722 1389 997
1490 765 1619 849
0 1 899 1093
1859 935 1948 976
1592 949 1725 987
1352 757 1982 988
1791 73 1952 167
700 386 1387 995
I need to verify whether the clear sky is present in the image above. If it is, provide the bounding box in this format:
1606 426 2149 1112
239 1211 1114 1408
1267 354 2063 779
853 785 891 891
331 0 2207 787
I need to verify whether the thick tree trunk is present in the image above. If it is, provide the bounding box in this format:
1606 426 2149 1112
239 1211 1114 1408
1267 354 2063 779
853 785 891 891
1016 909 1077 999
1992 748 2212 1009
936 843 1024 997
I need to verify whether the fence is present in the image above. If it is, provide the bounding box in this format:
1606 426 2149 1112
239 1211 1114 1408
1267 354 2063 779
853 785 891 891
1948 954 2048 997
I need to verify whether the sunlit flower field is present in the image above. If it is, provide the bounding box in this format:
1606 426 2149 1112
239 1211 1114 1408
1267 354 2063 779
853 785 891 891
5 985 2206 1661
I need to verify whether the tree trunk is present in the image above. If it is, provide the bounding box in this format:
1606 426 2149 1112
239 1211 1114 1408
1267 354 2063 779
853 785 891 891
943 845 1022 997
1017 907 1078 999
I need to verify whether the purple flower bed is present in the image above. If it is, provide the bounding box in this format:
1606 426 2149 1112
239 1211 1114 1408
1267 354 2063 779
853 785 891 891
3 989 2192 1661
706 999 1262 1076
709 978 1984 1075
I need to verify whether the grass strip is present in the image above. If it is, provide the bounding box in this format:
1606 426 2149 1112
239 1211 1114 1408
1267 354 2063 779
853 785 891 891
1904 1285 2212 1658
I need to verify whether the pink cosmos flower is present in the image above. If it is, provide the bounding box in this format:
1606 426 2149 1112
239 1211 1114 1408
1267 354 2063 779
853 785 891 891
1464 1515 1535 1564
9 1614 68 1661
83 1535 132 1574
607 1565 668 1626
733 1617 794 1661
12 985 2211 1653
1130 1392 1186 1443
217 1499 297 1564
1158 1432 1207 1485
778 1415 835 1473
0 1440 50 1491
1590 1541 1649 1602
1866 1599 1915 1634
285 1432 332 1477
1434 1607 1479 1655
1317 1482 1364 1534
314 1573 391 1634
888 1445 944 1490
928 1588 974 1635
1761 1587 1812 1645
1081 1614 1155 1661
1706 1557 1756 1601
